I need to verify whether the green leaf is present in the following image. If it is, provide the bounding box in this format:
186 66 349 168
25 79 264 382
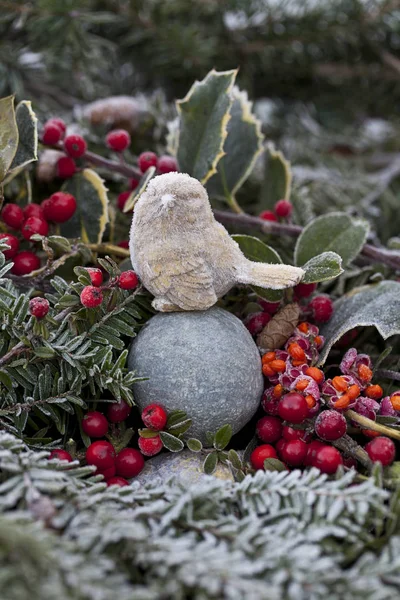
138 428 159 439
159 431 184 452
166 410 188 428
258 145 292 210
232 234 283 301
301 251 343 283
0 95 18 182
60 169 109 243
318 281 400 365
263 458 287 472
203 451 218 475
186 438 203 452
9 101 38 171
34 347 56 359
295 212 369 268
167 418 192 436
177 69 237 184
213 424 232 451
123 166 156 213
228 449 242 470
207 86 264 199
0 370 12 391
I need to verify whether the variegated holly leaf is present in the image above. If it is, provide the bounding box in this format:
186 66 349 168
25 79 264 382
177 69 237 184
207 87 264 201
319 281 400 364
60 169 109 243
9 101 38 171
0 95 18 182
123 166 156 213
258 145 292 210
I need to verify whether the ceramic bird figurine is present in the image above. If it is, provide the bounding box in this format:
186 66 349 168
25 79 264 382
129 173 304 312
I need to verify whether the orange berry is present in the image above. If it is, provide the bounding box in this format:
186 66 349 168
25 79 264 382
305 394 316 409
314 336 323 347
347 384 360 401
292 360 304 367
295 379 309 392
288 343 306 362
363 429 380 438
365 385 383 400
390 395 400 411
332 376 348 393
305 367 324 385
270 359 287 373
273 384 284 399
298 322 309 334
262 351 276 365
333 394 351 409
358 364 373 384
262 364 275 377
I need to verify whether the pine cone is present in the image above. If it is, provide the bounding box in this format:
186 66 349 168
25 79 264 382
82 96 141 132
257 303 300 351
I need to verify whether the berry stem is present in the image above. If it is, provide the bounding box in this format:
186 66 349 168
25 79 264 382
87 243 130 258
345 409 400 441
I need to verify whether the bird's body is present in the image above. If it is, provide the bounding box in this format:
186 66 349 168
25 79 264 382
130 173 304 312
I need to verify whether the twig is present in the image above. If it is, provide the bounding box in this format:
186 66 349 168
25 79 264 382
332 434 372 470
375 369 400 382
345 409 400 441
87 243 130 258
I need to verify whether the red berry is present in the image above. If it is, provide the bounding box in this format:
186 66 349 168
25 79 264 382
274 199 292 218
278 392 309 424
118 240 129 249
107 400 132 423
276 438 286 456
1 203 24 230
365 436 395 466
315 410 347 441
46 118 66 136
106 129 131 152
86 441 115 470
45 192 77 223
29 297 50 319
80 286 103 308
158 155 178 174
294 282 317 299
258 299 281 314
97 465 116 479
82 411 109 438
23 204 44 220
42 122 63 145
256 416 282 443
118 270 139 291
64 134 87 158
313 446 343 474
86 268 103 287
138 151 158 173
343 456 357 469
250 444 278 470
309 295 334 323
21 216 48 240
11 251 40 275
282 425 306 442
41 199 52 220
107 476 129 487
117 191 131 212
142 404 168 430
49 449 72 462
244 312 271 336
57 156 76 178
115 448 145 478
130 178 139 190
304 440 325 466
0 233 19 259
259 210 278 222
280 439 307 467
138 435 163 456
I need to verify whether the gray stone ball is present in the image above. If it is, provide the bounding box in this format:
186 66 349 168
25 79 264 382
128 307 263 445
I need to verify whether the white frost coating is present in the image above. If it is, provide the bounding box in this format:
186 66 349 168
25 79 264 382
130 172 304 311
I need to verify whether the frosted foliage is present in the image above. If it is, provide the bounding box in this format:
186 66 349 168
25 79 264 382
0 433 399 599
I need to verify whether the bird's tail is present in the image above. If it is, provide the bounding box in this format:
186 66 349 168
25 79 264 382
237 260 304 290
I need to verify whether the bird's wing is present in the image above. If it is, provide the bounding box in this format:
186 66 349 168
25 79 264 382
144 254 217 310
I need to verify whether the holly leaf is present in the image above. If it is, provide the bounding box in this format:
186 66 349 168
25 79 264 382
0 95 18 182
295 212 369 268
207 87 264 200
60 169 109 243
122 166 156 213
258 145 292 210
9 100 38 171
186 438 203 452
232 234 283 302
203 451 218 475
319 281 400 365
301 251 343 284
159 431 184 452
213 423 232 451
177 69 237 184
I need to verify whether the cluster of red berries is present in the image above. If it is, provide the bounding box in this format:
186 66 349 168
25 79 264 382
138 403 168 456
259 199 293 222
0 192 77 275
42 118 79 179
80 267 139 308
251 322 397 474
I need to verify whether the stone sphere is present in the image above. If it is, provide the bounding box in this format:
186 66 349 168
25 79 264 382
128 307 263 445
135 450 235 486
